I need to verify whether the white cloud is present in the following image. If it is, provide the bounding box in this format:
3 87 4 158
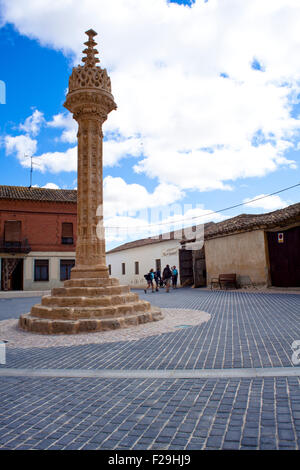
5 133 77 173
32 182 61 189
104 214 151 243
42 182 60 189
102 175 228 243
243 194 290 211
103 137 143 166
2 0 300 190
104 199 227 243
134 140 296 191
4 130 78 172
19 109 44 136
103 176 184 216
5 129 144 173
46 112 77 143
5 134 37 161
32 146 77 173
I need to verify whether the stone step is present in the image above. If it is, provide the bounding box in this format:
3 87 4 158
41 292 139 308
30 300 152 320
19 307 163 334
64 277 120 288
51 285 130 297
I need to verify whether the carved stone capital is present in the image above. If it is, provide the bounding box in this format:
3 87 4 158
64 89 117 123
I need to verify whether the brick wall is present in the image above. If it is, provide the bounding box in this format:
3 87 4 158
0 199 77 252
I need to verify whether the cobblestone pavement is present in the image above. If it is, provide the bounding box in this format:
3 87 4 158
0 297 43 321
0 288 300 450
1 289 299 370
1 376 300 450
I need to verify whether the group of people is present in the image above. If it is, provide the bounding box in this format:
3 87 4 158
144 265 178 293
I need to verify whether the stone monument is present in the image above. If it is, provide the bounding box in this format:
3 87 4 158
19 30 162 334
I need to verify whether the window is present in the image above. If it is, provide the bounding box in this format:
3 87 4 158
60 259 75 281
122 263 126 275
135 261 139 275
108 264 111 275
155 259 161 271
61 223 73 244
34 260 49 282
4 220 21 247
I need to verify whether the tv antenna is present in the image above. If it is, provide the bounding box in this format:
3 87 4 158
24 154 41 188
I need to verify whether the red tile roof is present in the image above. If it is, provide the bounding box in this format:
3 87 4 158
0 185 77 203
204 203 300 240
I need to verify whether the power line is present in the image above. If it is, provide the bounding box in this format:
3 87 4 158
104 182 300 231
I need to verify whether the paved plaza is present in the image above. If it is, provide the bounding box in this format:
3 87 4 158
0 288 300 450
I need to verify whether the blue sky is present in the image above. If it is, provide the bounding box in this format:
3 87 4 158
0 0 300 250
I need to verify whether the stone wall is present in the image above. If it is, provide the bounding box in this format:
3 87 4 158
205 229 269 287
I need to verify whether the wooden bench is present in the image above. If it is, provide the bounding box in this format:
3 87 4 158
219 273 237 290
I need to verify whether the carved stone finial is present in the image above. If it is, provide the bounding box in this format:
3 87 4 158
67 29 113 94
82 29 100 67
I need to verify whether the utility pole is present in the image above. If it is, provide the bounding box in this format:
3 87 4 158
30 155 33 188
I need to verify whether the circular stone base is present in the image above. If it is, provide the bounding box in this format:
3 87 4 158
18 307 163 335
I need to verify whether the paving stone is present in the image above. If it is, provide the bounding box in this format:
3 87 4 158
205 436 223 448
1 290 300 451
241 437 258 447
225 430 241 442
278 429 296 441
222 441 240 450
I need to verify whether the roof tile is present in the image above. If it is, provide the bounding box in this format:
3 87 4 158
0 185 77 203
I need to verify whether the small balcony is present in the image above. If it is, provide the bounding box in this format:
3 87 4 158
0 239 31 254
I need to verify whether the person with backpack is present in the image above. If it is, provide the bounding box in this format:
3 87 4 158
172 266 178 289
162 264 172 293
154 268 161 292
144 269 155 293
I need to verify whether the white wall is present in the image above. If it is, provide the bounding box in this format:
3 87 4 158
106 239 181 287
23 251 76 291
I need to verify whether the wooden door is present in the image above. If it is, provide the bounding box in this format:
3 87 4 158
193 248 207 287
179 249 194 286
267 226 300 287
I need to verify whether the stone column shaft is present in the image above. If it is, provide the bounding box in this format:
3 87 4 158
63 63 117 278
75 116 106 273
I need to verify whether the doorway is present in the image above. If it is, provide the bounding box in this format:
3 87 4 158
179 248 194 286
179 246 207 287
1 258 24 291
267 226 300 287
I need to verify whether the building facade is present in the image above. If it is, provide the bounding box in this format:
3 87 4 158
106 233 183 288
181 203 300 288
107 203 300 289
0 186 77 291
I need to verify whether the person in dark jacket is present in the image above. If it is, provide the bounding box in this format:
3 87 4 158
162 264 172 293
154 269 161 292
